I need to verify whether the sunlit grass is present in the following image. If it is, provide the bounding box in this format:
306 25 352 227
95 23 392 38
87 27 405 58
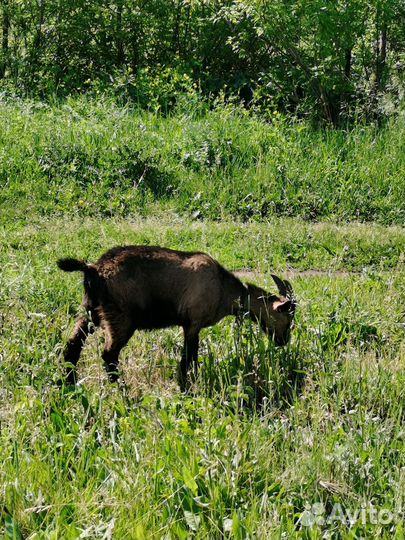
1 97 405 225
1 216 405 538
2 97 405 538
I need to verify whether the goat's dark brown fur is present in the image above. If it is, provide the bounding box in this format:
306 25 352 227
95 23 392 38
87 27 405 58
58 245 296 390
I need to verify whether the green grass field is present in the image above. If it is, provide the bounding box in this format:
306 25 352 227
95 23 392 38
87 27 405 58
1 100 405 539
1 97 405 225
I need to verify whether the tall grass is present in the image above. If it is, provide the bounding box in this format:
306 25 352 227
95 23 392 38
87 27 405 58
1 96 405 225
2 96 405 538
1 217 405 538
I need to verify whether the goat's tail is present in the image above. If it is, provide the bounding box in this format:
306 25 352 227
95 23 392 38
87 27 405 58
58 258 102 311
57 258 100 284
57 258 89 273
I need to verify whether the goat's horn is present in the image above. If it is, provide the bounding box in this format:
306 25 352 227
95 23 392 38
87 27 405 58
283 279 295 301
271 274 287 297
271 274 295 303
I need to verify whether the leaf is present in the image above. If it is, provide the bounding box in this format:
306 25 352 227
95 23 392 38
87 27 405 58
267 480 282 496
50 411 64 431
184 511 200 532
4 514 24 540
134 524 146 539
182 466 198 495
232 511 242 539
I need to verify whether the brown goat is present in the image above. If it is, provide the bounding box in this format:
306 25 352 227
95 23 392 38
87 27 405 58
58 245 296 390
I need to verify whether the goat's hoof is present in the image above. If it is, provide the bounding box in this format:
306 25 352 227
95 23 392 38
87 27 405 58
66 373 78 386
178 379 192 394
53 369 78 392
107 372 120 384
54 379 77 394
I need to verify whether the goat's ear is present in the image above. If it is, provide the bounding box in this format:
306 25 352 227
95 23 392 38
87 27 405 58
273 299 292 313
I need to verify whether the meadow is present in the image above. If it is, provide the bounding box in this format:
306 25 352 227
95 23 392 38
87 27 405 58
1 99 405 539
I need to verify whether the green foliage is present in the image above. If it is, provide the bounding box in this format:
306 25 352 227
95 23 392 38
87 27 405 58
0 0 405 122
1 96 405 538
1 98 405 225
109 66 198 112
1 216 405 538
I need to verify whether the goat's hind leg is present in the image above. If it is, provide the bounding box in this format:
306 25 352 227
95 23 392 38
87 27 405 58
63 316 95 384
179 327 200 392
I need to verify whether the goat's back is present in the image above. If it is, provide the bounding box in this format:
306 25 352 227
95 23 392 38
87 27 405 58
94 246 234 328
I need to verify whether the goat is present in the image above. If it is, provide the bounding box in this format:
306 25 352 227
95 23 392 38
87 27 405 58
57 245 296 390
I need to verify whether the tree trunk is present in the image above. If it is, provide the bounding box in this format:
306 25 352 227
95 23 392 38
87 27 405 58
116 0 125 66
182 4 191 57
344 48 352 80
30 0 46 83
370 3 388 119
376 22 387 91
286 45 335 123
0 0 10 79
172 0 182 55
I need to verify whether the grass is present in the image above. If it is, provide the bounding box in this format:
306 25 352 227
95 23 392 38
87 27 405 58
1 215 405 539
2 97 405 538
1 96 405 225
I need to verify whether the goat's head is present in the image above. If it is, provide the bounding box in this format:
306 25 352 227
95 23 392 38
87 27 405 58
246 274 296 346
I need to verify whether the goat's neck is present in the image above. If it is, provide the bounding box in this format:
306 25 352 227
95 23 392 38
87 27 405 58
230 283 250 317
238 284 272 324
218 270 248 319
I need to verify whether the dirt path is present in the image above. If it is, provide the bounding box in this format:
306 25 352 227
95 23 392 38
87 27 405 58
234 269 357 280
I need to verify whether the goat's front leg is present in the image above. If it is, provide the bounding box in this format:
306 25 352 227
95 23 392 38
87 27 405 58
64 317 95 384
102 322 134 382
179 327 200 392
